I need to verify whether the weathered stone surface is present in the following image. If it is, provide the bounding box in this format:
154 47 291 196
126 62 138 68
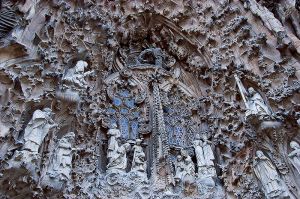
0 0 299 198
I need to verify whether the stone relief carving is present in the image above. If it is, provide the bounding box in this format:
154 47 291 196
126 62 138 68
107 123 121 163
0 0 299 198
40 132 75 190
235 74 272 120
253 150 289 198
57 60 92 103
288 141 300 175
131 138 146 173
193 134 216 178
174 150 196 195
16 108 56 163
107 142 131 171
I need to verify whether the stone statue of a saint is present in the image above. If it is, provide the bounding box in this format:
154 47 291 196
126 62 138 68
288 141 300 175
22 108 56 156
48 132 75 180
174 151 195 183
7 108 56 180
173 150 196 194
193 134 216 177
107 143 131 171
57 60 93 102
131 139 146 172
253 150 287 198
40 132 75 190
234 74 272 119
107 123 121 163
174 154 186 182
245 87 272 117
62 60 90 90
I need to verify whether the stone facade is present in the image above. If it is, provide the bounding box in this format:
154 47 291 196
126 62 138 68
0 0 300 198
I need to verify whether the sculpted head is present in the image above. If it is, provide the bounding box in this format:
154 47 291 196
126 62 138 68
75 60 88 73
177 155 183 162
111 123 117 129
256 150 265 158
123 143 131 151
136 139 143 145
248 87 255 95
290 141 300 149
43 107 54 117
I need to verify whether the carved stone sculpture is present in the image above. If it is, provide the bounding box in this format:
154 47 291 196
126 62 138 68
107 123 121 163
253 151 288 198
193 134 216 178
288 141 300 175
131 139 146 173
245 0 292 46
107 143 131 171
174 154 186 182
19 108 56 162
2 108 57 184
40 132 75 190
174 150 196 194
57 60 91 102
234 74 272 120
246 87 272 118
62 60 89 89
0 0 300 198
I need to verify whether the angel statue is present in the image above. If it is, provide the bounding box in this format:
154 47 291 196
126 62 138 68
234 74 272 120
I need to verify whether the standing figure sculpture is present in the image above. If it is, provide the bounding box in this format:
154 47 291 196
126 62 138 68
48 132 75 180
107 123 121 163
40 132 75 190
253 151 288 199
288 141 300 175
131 139 146 172
234 74 272 120
22 108 56 160
107 143 131 171
174 154 186 182
193 134 216 177
6 108 56 182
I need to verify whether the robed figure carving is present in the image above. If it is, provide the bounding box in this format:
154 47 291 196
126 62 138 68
193 134 216 177
288 141 300 175
131 139 146 173
174 153 195 182
253 151 288 198
107 124 121 163
234 74 272 120
40 132 75 190
107 143 131 171
58 60 93 103
48 132 75 180
6 108 56 181
62 60 90 90
22 108 56 160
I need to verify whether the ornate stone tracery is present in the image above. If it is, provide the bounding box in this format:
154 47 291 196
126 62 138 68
0 0 299 199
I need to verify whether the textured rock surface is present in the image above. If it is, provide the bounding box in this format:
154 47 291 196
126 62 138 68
0 0 300 198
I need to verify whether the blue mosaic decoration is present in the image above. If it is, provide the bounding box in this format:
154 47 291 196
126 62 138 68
107 89 141 139
162 89 194 147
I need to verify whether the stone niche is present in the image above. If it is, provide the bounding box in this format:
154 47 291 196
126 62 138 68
0 0 300 199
